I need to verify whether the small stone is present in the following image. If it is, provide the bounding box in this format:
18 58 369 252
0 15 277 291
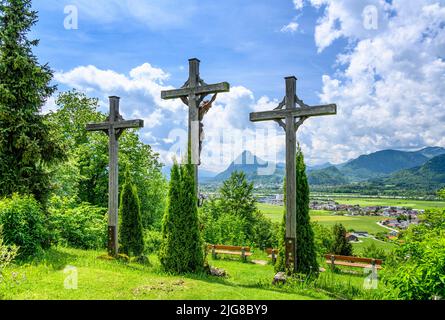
210 267 227 277
273 272 287 285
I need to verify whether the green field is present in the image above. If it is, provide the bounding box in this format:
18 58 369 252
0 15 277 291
0 247 386 300
258 203 387 234
330 197 445 210
352 237 397 255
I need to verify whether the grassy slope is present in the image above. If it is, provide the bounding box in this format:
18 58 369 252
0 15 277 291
1 248 332 300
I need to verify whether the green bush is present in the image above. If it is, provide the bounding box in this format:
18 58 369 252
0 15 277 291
384 209 445 300
119 170 144 257
144 229 162 254
361 243 387 260
0 194 50 259
50 203 107 250
0 226 19 272
312 222 333 258
199 174 278 249
159 161 204 274
252 211 278 250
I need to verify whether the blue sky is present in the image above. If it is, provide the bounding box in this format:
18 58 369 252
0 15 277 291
31 0 445 172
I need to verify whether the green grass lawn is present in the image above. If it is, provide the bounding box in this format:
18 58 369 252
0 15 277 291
0 247 388 300
0 247 330 300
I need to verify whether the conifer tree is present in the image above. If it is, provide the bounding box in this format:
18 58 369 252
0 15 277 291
275 146 318 276
0 0 64 204
119 169 144 257
159 158 204 274
330 223 353 256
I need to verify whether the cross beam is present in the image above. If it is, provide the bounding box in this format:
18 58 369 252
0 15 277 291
161 58 230 196
86 96 144 257
250 77 337 273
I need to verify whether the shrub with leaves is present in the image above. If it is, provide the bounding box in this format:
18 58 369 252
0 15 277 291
361 243 387 260
143 229 162 254
0 226 18 272
50 203 107 250
311 222 334 258
384 209 445 300
0 194 50 259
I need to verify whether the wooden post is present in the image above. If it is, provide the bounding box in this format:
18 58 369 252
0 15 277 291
86 97 144 257
188 59 200 196
249 76 337 274
108 96 119 256
212 245 217 259
284 77 297 273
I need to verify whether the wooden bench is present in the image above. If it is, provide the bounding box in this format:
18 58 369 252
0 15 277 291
325 254 383 270
266 248 278 264
207 245 252 261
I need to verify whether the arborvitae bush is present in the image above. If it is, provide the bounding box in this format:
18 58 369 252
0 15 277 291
119 170 144 257
159 161 204 274
331 223 353 256
0 194 50 259
275 146 319 276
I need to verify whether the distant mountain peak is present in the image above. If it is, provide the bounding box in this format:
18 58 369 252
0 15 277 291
416 146 445 159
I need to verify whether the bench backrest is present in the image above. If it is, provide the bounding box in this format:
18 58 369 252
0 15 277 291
325 254 383 265
266 248 278 254
207 244 251 252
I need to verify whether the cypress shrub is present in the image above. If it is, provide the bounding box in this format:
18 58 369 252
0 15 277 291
119 170 144 257
275 146 319 276
159 160 204 274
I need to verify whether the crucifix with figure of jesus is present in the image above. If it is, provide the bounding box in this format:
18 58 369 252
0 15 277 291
161 58 230 196
250 76 337 273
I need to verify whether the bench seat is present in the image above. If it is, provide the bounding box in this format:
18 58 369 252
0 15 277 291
325 254 383 270
207 244 251 261
214 250 252 256
325 260 382 269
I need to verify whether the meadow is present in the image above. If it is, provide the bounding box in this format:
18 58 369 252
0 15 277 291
258 203 387 234
0 247 384 300
329 197 445 210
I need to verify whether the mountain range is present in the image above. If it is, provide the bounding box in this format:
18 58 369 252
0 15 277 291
202 147 445 194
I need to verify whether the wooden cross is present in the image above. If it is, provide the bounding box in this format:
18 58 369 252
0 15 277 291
250 76 337 273
161 58 230 196
86 96 144 257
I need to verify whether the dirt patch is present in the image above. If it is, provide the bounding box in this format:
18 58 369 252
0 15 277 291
132 280 186 295
252 260 268 266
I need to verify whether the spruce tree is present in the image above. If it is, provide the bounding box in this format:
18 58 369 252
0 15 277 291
275 146 318 276
119 169 144 257
330 223 353 256
159 159 204 274
0 0 64 204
